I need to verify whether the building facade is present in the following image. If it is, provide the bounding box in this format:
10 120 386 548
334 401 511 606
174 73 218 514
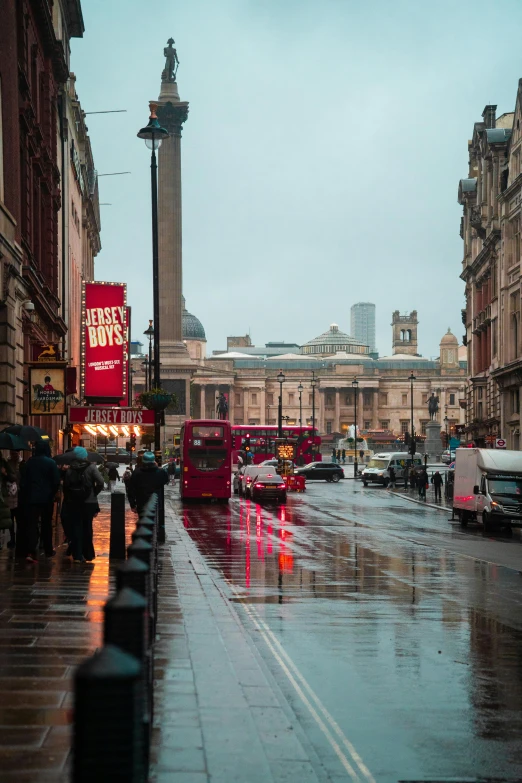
351 302 376 354
458 96 522 448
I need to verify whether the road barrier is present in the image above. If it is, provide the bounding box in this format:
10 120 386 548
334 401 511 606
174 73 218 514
72 493 160 782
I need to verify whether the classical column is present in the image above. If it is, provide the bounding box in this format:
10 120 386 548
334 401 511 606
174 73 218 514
334 389 340 433
372 388 379 428
228 385 234 423
260 388 266 425
156 74 189 359
200 386 206 419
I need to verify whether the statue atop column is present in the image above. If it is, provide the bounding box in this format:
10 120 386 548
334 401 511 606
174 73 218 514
427 392 439 420
216 393 229 420
162 38 179 83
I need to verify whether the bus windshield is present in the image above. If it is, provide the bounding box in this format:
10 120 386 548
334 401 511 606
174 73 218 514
188 448 227 472
368 459 388 469
192 425 224 438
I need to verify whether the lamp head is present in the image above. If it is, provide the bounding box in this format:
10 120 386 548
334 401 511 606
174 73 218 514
137 102 169 149
298 383 303 393
351 377 359 388
277 370 285 384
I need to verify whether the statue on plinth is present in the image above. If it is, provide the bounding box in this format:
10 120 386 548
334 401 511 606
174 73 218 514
162 37 179 83
216 393 228 420
427 392 439 420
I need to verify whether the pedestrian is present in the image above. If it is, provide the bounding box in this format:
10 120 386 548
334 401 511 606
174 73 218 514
107 464 119 492
431 470 443 502
418 468 428 500
331 448 336 463
128 451 169 514
3 451 20 550
21 440 61 562
388 465 396 489
167 459 177 484
341 449 346 464
62 447 104 563
336 449 341 464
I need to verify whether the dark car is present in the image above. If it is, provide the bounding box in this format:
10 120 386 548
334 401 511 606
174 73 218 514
251 471 287 503
296 462 344 482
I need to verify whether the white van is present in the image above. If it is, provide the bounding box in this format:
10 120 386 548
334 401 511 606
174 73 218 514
453 448 522 532
362 452 422 487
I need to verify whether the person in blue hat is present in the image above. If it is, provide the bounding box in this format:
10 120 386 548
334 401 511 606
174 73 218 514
62 447 104 563
128 451 168 514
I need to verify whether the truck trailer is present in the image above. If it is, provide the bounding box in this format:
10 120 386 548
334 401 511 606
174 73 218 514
453 448 522 532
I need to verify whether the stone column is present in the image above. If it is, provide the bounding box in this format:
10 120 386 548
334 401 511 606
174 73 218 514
372 388 379 429
200 385 206 419
228 385 234 424
334 389 340 433
156 83 189 359
260 388 266 425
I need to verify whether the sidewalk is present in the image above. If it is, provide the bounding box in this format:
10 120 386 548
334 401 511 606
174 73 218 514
0 489 135 782
150 497 325 783
390 484 453 513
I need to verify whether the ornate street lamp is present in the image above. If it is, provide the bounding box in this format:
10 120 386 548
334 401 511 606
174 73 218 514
409 372 416 462
143 320 154 392
277 370 285 438
444 414 449 450
352 378 359 477
298 382 303 435
137 103 169 453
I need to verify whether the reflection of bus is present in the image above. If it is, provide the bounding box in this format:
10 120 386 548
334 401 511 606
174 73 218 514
180 419 232 502
232 425 321 465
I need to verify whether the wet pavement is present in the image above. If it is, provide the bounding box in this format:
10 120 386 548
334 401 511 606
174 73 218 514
166 479 522 783
0 490 135 782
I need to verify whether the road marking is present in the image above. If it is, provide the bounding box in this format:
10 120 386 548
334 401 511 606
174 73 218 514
226 577 376 783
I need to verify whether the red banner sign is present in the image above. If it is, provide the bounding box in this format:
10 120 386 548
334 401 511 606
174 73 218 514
69 407 155 425
82 282 127 400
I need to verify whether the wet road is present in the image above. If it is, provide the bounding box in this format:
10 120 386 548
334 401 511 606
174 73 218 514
174 480 522 783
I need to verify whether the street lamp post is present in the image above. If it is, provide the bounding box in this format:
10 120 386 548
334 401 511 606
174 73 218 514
311 372 317 459
138 103 169 453
298 382 303 435
352 378 359 477
409 372 416 461
143 320 154 392
277 370 285 438
444 415 449 450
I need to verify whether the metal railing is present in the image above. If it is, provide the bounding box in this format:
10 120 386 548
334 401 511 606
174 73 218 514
72 493 160 782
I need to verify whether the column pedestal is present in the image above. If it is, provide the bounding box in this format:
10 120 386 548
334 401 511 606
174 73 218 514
425 421 442 462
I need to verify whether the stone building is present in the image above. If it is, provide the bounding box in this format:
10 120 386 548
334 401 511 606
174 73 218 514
459 92 522 448
182 314 466 439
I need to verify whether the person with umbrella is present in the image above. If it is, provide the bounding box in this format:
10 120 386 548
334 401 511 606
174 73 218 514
107 464 119 492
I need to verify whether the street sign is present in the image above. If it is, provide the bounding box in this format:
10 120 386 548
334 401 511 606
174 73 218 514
68 407 155 425
495 438 507 449
275 439 297 461
455 424 465 435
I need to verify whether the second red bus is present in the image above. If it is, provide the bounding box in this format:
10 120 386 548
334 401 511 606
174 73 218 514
232 425 321 465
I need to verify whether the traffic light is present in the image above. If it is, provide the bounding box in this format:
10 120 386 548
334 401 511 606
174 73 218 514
130 433 136 452
244 434 251 454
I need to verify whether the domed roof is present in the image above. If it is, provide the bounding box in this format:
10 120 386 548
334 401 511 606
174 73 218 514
182 297 206 340
440 328 458 346
302 323 369 356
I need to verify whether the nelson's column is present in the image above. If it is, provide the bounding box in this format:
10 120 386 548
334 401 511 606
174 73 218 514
155 38 193 435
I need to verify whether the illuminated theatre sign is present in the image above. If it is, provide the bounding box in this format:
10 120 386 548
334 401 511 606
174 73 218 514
82 282 127 402
68 407 155 425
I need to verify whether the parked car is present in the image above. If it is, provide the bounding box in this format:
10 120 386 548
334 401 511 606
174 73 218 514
441 450 456 465
296 462 344 482
96 446 131 464
251 471 287 503
362 452 423 487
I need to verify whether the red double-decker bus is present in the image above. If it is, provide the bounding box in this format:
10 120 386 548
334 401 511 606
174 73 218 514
180 419 232 502
232 425 321 465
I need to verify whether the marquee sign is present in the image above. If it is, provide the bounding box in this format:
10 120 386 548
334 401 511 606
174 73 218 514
68 407 155 425
82 282 127 401
275 439 297 461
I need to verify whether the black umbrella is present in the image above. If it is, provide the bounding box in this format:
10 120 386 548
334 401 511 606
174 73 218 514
0 432 31 451
54 450 104 466
3 424 48 441
105 462 119 469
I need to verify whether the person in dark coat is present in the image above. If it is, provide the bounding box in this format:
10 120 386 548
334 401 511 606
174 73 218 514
341 449 346 464
418 468 428 500
128 451 169 514
431 471 444 502
63 447 104 563
388 466 396 489
21 440 61 561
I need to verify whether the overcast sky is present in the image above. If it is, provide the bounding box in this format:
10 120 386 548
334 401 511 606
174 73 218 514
71 0 522 359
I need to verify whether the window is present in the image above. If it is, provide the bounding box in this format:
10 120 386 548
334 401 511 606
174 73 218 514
477 386 483 400
364 420 371 429
288 393 294 404
510 292 520 360
400 420 409 433
308 394 313 405
326 394 334 406
235 394 240 405
492 319 498 357
422 393 428 404
512 389 520 415
402 394 407 405
477 401 483 420
420 420 429 435
363 392 371 407
491 262 497 298
379 393 388 405
326 421 332 434
267 393 273 405
449 393 456 406
251 393 257 404
345 393 353 405
380 420 389 430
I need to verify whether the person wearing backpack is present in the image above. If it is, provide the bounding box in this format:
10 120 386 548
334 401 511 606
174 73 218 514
63 447 104 563
128 451 168 514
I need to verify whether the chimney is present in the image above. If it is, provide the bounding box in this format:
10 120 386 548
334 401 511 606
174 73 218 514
482 104 497 129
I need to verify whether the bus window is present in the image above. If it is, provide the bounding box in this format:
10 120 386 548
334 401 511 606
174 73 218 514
188 448 228 472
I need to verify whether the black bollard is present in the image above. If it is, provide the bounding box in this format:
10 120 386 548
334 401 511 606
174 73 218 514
116 557 149 599
132 525 153 545
127 538 153 569
110 492 126 559
104 587 147 663
73 644 144 783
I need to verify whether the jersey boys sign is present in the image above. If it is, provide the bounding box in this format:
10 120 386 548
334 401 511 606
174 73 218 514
82 282 127 400
68 407 155 425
